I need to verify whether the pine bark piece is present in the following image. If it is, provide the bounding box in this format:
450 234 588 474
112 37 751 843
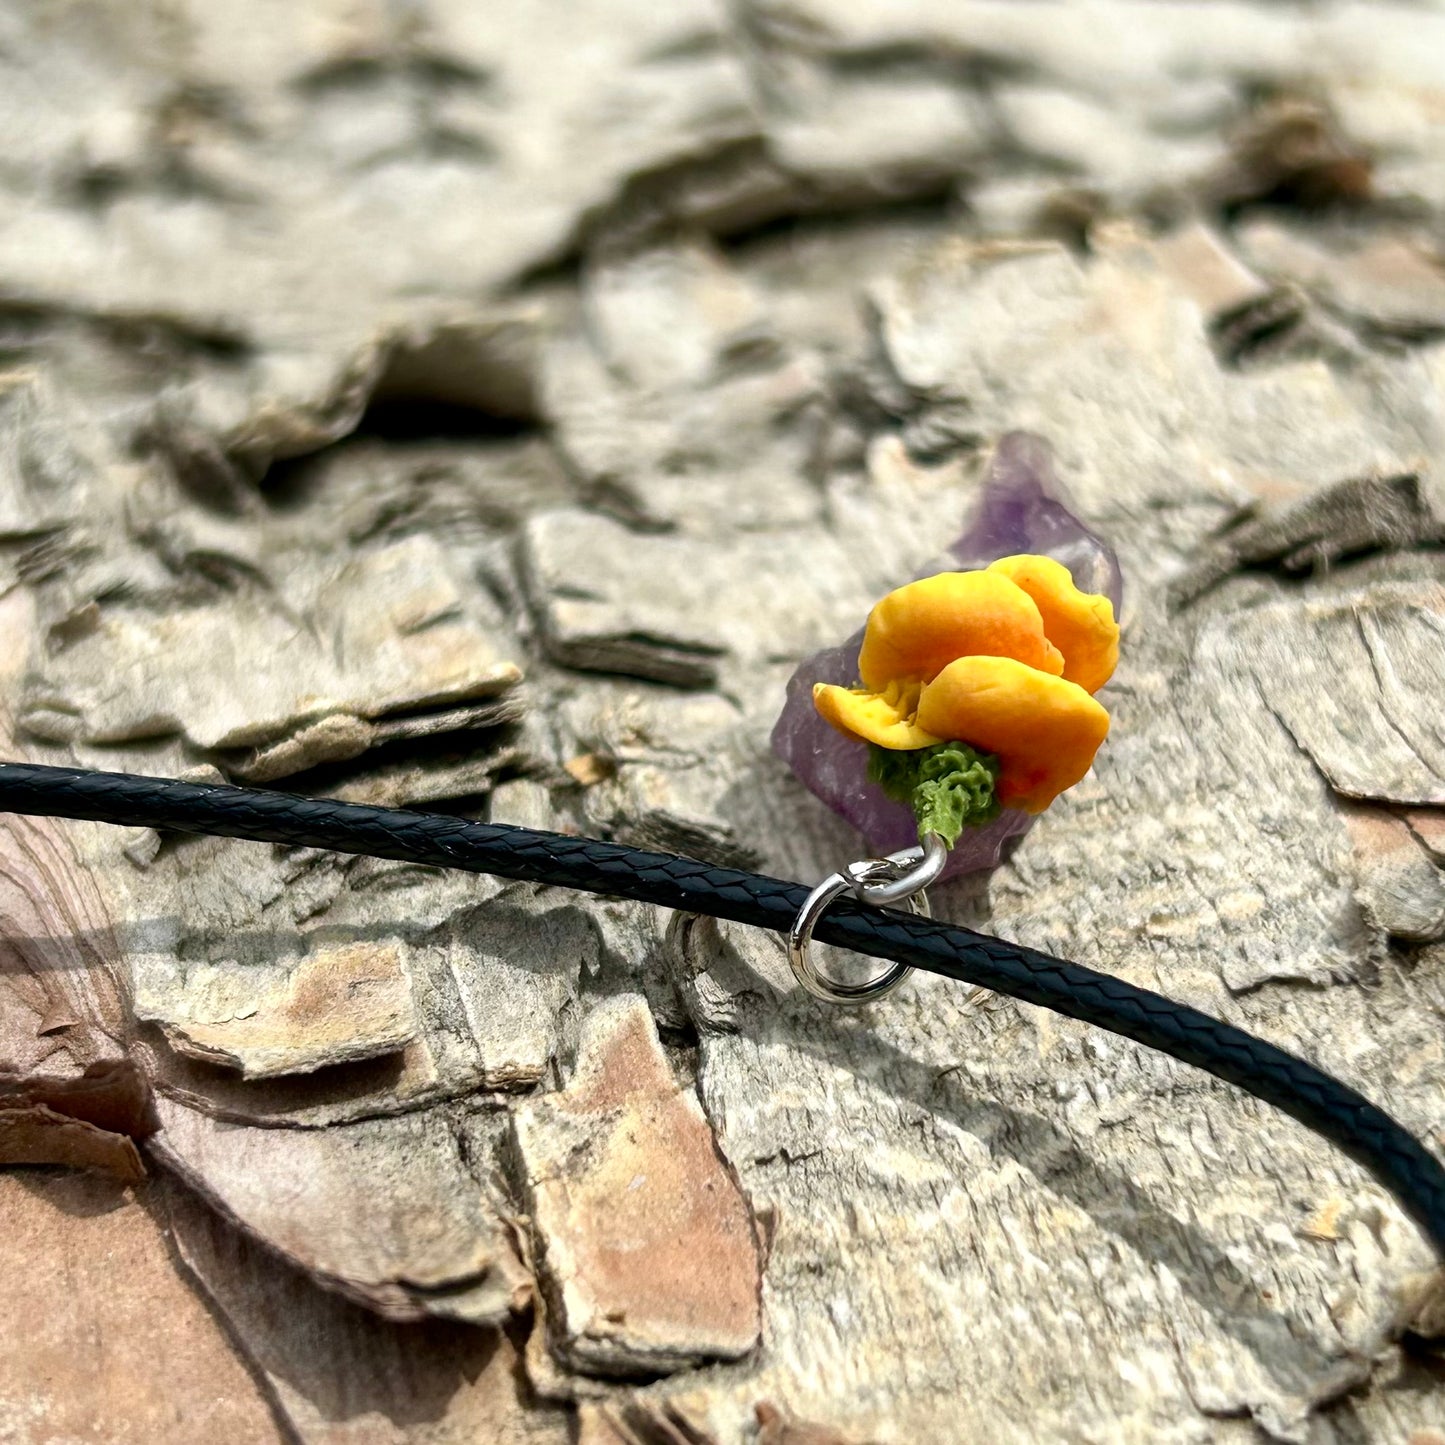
667 914 793 1036
522 513 727 687
130 887 594 1128
232 695 526 785
0 0 762 383
0 1171 280 1445
1231 581 1445 806
1148 221 1272 323
562 689 762 870
1172 471 1443 606
522 511 868 689
1238 224 1445 334
0 1055 155 1138
1208 99 1373 211
540 242 824 536
1406 809 1445 864
749 1 1444 215
576 1399 720 1445
575 1399 872 1445
0 1102 144 1182
754 1403 873 1445
139 1031 451 1131
866 238 1417 517
163 1174 568 1445
513 994 761 1378
23 534 521 751
0 772 132 1081
150 1094 532 1326
1341 805 1445 941
154 941 419 1080
0 595 157 1173
690 995 1404 1444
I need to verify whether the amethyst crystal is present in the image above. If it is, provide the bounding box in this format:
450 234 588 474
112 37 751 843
771 432 1123 879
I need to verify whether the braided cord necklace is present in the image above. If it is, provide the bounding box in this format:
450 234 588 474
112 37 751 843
1 758 1442 1258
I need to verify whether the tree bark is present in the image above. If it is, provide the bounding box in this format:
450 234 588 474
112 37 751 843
2 3 1445 1442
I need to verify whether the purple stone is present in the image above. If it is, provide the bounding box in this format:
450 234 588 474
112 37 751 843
770 431 1122 879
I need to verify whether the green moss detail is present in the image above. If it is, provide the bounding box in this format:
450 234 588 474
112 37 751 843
867 740 1001 847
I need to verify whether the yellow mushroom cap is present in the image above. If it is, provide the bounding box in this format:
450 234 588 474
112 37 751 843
914 655 1109 813
812 680 941 751
857 571 1063 693
809 555 1117 813
986 554 1118 695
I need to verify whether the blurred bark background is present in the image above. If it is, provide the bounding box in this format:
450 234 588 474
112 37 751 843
2 2 1445 1441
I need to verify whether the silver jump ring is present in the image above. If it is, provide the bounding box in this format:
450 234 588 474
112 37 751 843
847 832 948 907
788 863 930 1005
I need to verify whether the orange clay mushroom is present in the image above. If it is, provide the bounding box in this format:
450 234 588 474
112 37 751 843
813 555 1119 815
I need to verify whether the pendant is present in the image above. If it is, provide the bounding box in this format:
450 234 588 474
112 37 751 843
771 431 1123 882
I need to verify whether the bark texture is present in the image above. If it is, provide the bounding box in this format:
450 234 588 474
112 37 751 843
2 3 1445 1442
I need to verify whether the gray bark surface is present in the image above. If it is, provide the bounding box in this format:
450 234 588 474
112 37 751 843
2 3 1445 1442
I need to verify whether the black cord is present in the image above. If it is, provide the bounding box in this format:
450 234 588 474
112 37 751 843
1 759 1442 1258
